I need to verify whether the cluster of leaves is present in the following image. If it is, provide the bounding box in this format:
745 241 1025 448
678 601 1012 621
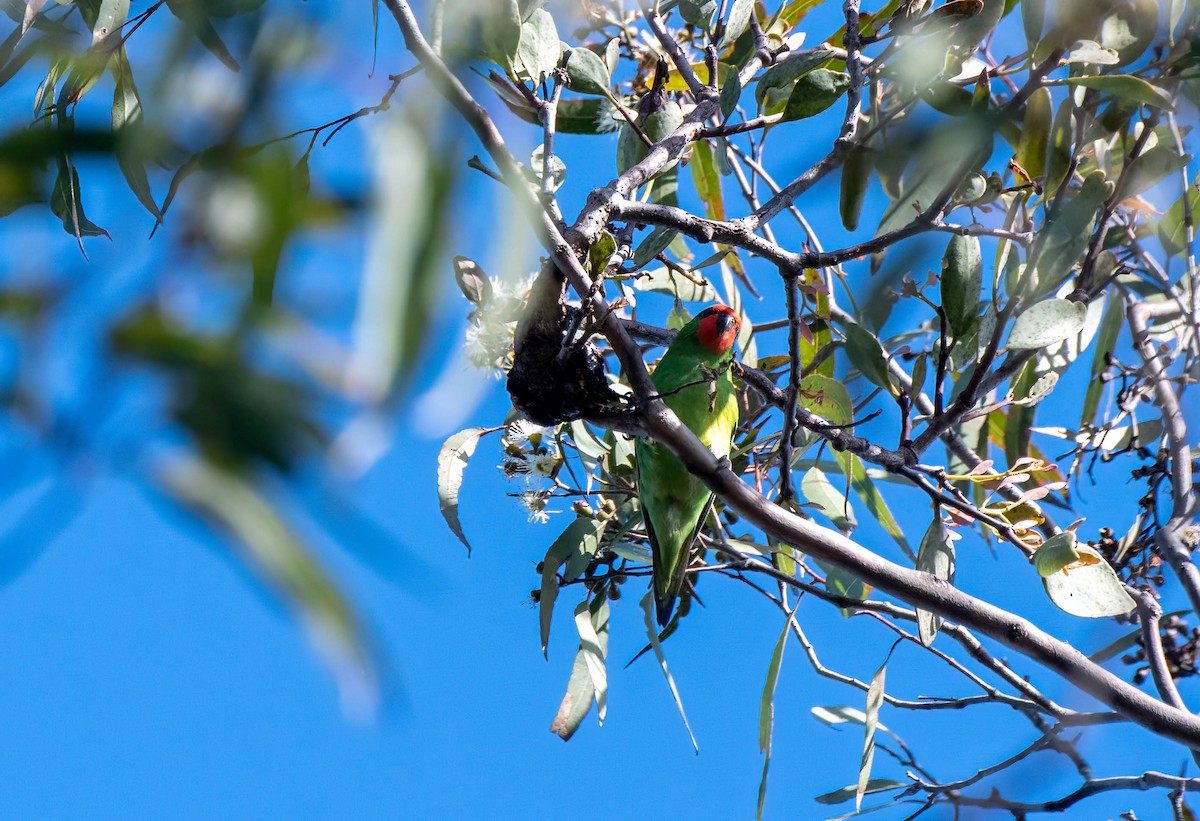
433 0 1200 814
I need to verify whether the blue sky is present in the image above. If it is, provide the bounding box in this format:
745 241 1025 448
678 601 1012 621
0 1 1195 818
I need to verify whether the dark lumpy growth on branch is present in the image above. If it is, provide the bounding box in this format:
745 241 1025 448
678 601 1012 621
507 261 617 426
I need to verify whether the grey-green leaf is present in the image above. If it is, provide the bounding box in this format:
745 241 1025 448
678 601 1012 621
940 233 982 339
916 516 955 647
565 46 611 96
1006 298 1088 350
802 466 856 533
436 427 486 553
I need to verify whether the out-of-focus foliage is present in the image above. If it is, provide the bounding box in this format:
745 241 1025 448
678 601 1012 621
3 0 1200 816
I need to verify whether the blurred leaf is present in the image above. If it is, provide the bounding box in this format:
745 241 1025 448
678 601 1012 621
539 517 605 657
437 427 486 554
1044 97 1074 198
815 558 870 607
1007 298 1088 350
1026 171 1110 294
1089 611 1189 663
641 591 699 753
802 466 856 532
550 598 609 740
757 618 789 821
916 515 955 646
941 234 982 339
348 113 454 402
1157 173 1200 256
812 704 889 731
1017 87 1051 181
840 144 871 231
1121 144 1190 200
856 658 887 811
842 322 895 395
565 46 611 96
160 454 374 713
91 0 128 45
1065 75 1173 110
1066 40 1119 65
165 0 241 71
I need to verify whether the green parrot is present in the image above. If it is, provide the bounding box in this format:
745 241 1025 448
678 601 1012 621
636 304 742 626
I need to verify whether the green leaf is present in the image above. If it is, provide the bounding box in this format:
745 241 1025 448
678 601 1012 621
720 0 754 47
549 598 610 740
841 322 895 395
588 230 617 278
1017 87 1051 181
680 0 717 29
539 517 606 657
51 152 108 248
799 372 852 426
91 0 128 44
635 266 718 302
691 138 726 220
757 618 789 821
1089 611 1189 663
857 659 887 811
875 120 988 240
834 451 911 559
631 226 679 269
165 0 240 71
111 49 160 219
1065 39 1119 65
755 49 830 108
516 8 560 82
815 779 907 805
160 455 374 712
481 0 522 71
565 46 611 96
916 516 955 646
782 69 849 122
436 427 486 554
552 98 619 134
1044 97 1075 198
1006 298 1088 350
349 114 453 398
1065 75 1174 110
840 144 871 231
802 466 856 533
719 70 741 120
940 234 982 339
641 591 699 753
572 599 608 724
1121 144 1190 200
1026 171 1110 295
1079 297 1122 428
1038 536 1136 618
1157 173 1200 257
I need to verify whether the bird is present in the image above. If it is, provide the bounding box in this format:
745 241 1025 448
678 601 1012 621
635 304 741 627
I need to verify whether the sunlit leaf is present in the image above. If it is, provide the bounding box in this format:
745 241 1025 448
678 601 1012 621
516 8 560 82
436 427 486 554
916 515 955 646
565 46 611 96
802 466 856 533
756 618 789 821
857 658 887 811
550 598 609 740
1037 534 1135 617
1017 87 1051 181
641 591 699 753
1006 298 1088 350
1065 74 1173 110
539 517 606 657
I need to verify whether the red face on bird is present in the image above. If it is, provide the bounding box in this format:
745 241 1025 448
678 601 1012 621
696 305 741 355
